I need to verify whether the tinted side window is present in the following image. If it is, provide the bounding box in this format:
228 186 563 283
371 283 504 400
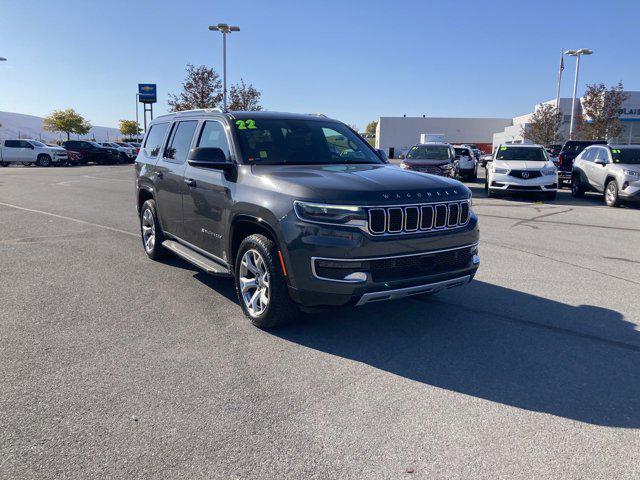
20 141 32 148
4 140 20 148
197 121 231 158
164 121 198 163
143 123 169 158
582 148 594 161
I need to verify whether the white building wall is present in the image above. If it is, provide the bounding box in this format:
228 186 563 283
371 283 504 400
376 116 512 155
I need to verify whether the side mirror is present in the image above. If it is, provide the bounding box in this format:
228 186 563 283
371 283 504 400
188 147 233 170
594 158 607 166
28 145 35 149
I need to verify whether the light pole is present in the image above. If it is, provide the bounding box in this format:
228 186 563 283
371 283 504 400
208 23 240 111
565 48 593 139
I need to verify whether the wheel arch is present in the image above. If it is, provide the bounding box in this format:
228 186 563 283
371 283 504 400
137 186 155 214
229 215 281 274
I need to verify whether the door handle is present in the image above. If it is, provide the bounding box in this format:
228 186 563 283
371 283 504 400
156 171 164 179
184 178 197 187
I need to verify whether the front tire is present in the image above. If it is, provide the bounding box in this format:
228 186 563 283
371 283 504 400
234 234 298 329
37 154 52 167
140 199 167 260
0 161 8 167
604 180 621 207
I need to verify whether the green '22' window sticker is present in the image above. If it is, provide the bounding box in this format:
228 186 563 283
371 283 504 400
236 119 257 130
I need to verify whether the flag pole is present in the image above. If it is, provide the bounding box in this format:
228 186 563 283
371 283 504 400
555 48 564 113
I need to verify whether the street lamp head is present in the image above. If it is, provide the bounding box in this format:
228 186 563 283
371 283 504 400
565 49 577 56
0 57 6 61
577 48 593 55
208 23 239 33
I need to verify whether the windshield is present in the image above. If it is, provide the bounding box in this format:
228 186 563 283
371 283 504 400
496 146 547 161
406 145 452 161
232 118 383 165
454 148 471 157
611 148 640 165
29 140 46 147
89 142 103 148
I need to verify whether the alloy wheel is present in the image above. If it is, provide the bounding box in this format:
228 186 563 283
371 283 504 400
239 249 270 317
141 208 156 253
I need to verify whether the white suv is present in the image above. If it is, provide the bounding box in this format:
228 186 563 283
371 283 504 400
485 144 558 200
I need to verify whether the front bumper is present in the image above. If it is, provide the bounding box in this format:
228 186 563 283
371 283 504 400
489 172 558 192
280 210 480 307
620 178 640 199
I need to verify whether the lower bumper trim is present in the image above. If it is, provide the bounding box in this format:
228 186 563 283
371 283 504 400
355 275 471 306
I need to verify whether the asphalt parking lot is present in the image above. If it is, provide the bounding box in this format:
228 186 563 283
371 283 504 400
1 164 640 479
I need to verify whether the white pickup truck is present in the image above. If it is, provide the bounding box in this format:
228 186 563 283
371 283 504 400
0 139 68 167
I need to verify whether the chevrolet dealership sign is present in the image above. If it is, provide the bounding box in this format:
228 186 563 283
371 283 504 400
138 84 157 104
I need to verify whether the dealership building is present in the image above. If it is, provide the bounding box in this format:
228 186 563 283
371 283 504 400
376 91 640 157
493 91 640 150
376 116 512 157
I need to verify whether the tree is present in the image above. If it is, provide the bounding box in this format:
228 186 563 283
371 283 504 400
228 79 262 111
43 109 92 140
521 103 563 146
168 64 223 112
577 81 627 141
365 120 378 136
119 120 141 138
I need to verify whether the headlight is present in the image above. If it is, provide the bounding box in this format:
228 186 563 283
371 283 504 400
492 165 509 174
441 163 453 170
623 169 639 178
294 201 367 226
541 167 557 176
400 162 410 169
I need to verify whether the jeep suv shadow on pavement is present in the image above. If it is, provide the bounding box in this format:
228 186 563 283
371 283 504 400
135 110 480 328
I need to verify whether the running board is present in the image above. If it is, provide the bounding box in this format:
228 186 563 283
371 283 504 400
355 275 471 306
162 240 230 276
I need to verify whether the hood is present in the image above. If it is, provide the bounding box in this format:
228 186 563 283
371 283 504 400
618 163 640 173
47 146 66 152
248 163 469 204
494 160 553 170
402 159 452 167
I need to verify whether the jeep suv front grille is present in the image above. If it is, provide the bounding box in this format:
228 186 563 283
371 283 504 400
367 200 471 236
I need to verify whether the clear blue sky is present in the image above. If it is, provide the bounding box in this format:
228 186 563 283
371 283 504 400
1 0 638 130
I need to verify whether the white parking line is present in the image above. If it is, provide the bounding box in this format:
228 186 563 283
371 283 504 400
0 201 137 237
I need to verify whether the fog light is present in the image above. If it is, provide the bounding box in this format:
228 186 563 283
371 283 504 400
343 272 367 282
473 254 480 265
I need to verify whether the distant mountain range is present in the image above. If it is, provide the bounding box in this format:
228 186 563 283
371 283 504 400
0 111 121 142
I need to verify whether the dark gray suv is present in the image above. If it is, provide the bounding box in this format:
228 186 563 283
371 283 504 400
135 110 479 328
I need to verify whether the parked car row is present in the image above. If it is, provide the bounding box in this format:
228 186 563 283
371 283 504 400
482 141 640 207
0 139 141 167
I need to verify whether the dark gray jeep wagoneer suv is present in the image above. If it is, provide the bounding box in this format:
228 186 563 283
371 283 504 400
135 110 479 328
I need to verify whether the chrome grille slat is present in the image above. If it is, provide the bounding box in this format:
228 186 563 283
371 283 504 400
367 200 471 236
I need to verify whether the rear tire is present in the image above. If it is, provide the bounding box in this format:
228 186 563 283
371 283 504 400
140 199 167 260
571 175 585 198
604 180 621 207
234 234 298 329
0 161 9 167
